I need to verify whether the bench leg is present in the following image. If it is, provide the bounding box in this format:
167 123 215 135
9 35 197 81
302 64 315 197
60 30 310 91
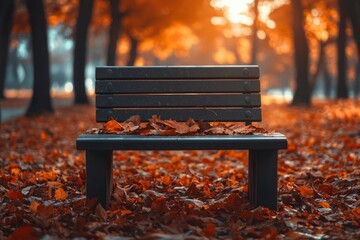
86 150 113 209
248 150 278 210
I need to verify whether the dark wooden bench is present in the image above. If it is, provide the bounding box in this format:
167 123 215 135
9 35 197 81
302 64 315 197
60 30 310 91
76 65 287 210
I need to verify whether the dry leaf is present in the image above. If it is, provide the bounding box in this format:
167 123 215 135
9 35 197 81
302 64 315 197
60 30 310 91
55 188 68 201
8 190 23 201
296 186 314 198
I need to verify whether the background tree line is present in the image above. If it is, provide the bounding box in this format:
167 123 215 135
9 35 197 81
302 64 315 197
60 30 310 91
0 0 359 117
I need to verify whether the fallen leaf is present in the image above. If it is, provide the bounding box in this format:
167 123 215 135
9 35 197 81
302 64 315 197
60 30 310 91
103 119 123 133
29 201 40 213
8 226 39 240
319 201 330 209
95 203 107 220
8 190 23 201
55 188 68 201
202 222 216 237
296 185 314 197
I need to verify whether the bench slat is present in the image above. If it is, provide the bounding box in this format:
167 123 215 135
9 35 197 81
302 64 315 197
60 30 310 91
96 94 261 108
96 80 260 93
96 65 259 80
96 108 261 122
77 134 288 150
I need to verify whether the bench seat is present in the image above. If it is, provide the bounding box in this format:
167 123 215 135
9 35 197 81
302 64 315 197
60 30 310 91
77 133 287 150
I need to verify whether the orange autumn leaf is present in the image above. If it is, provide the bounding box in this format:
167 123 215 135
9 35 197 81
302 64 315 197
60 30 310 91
120 209 133 216
350 208 360 218
35 171 57 181
103 119 123 133
319 201 330 208
11 167 21 176
29 201 40 213
55 188 68 201
47 181 64 187
296 186 314 197
161 174 172 185
40 131 47 141
179 175 190 186
8 190 23 201
151 197 169 213
202 222 216 237
8 225 38 240
36 204 55 218
203 183 213 197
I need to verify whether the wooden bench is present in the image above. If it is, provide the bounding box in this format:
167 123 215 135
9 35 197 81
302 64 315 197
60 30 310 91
76 65 287 210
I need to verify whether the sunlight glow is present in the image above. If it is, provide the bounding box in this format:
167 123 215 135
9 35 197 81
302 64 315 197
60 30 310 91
211 0 288 35
211 0 254 25
211 17 227 26
257 30 266 40
305 5 330 42
64 82 73 93
313 18 320 26
213 46 236 64
311 9 319 17
85 78 94 94
266 19 276 29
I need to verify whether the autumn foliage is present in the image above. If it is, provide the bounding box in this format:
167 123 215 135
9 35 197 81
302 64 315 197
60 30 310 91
88 115 269 136
0 99 360 239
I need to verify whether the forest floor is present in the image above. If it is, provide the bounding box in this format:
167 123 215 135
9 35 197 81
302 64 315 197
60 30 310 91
0 98 359 239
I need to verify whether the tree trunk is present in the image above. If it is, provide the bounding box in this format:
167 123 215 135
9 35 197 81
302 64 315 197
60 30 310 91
73 0 94 104
355 63 360 97
232 37 241 64
9 48 19 88
291 0 311 106
323 62 332 98
126 35 138 66
106 0 122 66
251 0 259 65
0 0 14 99
25 0 53 116
344 0 360 97
310 41 325 94
337 0 348 99
345 0 360 60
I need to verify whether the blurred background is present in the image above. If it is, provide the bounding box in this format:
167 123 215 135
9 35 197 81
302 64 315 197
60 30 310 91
0 0 359 120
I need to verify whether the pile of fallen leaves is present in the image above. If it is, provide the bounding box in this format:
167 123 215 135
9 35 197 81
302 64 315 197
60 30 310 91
0 99 359 239
87 115 269 136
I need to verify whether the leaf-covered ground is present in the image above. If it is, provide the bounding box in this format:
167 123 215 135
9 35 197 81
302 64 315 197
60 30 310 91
1 99 359 239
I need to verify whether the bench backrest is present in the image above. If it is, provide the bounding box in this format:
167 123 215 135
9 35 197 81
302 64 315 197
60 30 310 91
95 65 261 123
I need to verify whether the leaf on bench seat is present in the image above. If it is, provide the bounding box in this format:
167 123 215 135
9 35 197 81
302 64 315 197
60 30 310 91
229 124 268 135
124 115 141 125
96 115 270 136
103 119 123 133
103 117 142 134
